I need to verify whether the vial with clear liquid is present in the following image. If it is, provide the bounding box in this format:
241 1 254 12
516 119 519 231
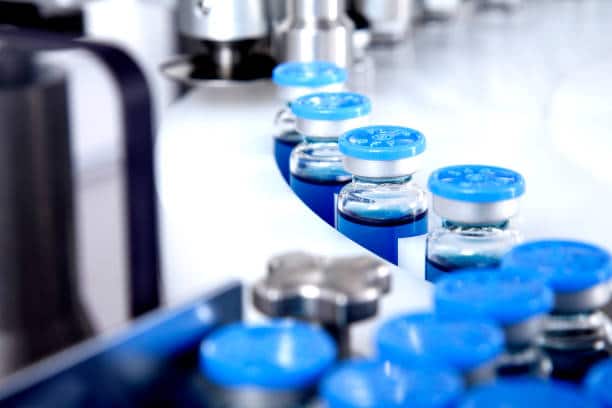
435 268 554 379
337 126 428 270
425 165 525 282
376 313 504 387
272 62 347 183
503 240 612 383
289 92 371 227
199 320 337 408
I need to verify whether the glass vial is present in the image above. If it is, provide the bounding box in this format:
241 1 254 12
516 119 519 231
337 126 428 271
425 165 525 282
503 240 612 383
272 61 347 183
289 92 371 227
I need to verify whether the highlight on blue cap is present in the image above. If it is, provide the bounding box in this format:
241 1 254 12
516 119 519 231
585 358 612 407
200 320 337 390
291 92 371 121
502 240 612 293
376 313 504 373
428 165 525 203
321 359 463 408
339 126 426 161
272 61 347 88
458 378 600 408
434 269 554 325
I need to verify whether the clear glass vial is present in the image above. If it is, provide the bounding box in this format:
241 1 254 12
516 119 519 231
337 126 428 269
199 320 337 408
376 313 505 387
272 61 346 183
435 268 554 379
289 92 371 227
320 359 463 408
425 165 525 282
503 240 612 383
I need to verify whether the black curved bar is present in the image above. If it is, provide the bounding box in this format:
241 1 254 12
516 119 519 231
0 28 161 317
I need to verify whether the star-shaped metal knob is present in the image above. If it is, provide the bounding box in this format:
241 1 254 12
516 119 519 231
253 251 391 357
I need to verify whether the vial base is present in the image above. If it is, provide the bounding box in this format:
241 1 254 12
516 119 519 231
496 347 552 379
290 175 349 227
337 211 428 265
425 257 502 282
274 137 300 184
543 347 610 383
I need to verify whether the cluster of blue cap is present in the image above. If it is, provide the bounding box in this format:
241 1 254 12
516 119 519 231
428 164 526 203
272 61 347 89
503 239 612 293
434 268 554 326
376 313 504 373
321 359 463 408
200 320 336 390
339 125 426 161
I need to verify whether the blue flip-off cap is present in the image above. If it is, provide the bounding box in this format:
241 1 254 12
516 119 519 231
459 378 600 408
200 320 337 390
376 313 504 373
339 126 426 161
291 92 371 121
502 240 612 293
434 268 554 325
585 358 612 407
428 165 525 203
272 61 347 88
321 359 463 408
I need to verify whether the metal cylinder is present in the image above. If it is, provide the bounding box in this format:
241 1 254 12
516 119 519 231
277 0 354 68
354 0 414 44
0 55 91 376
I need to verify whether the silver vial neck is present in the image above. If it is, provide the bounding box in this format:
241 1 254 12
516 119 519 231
296 115 369 139
503 316 545 348
541 310 611 352
553 283 612 314
343 155 423 179
432 195 520 225
278 82 345 103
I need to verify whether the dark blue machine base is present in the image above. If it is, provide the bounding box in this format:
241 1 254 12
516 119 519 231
274 138 299 184
337 212 428 265
425 257 502 282
290 175 348 227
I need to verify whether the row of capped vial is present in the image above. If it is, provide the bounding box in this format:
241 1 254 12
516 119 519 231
272 61 525 281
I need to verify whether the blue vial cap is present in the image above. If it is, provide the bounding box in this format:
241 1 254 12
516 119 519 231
502 240 612 293
321 360 463 408
434 269 554 325
339 126 426 161
428 165 525 203
200 320 337 390
272 61 347 88
459 378 600 408
376 313 504 372
585 358 612 407
291 92 372 121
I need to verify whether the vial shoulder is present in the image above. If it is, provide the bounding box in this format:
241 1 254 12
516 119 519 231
290 141 350 182
427 226 522 258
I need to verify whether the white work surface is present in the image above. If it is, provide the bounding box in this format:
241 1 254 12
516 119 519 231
156 0 612 352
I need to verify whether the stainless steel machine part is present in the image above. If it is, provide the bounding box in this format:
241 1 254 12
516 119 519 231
354 0 415 44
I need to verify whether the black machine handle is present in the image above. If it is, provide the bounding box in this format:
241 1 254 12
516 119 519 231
0 28 161 318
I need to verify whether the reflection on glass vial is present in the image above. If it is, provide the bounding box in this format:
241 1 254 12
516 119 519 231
435 268 554 379
503 240 612 382
425 165 526 282
289 92 371 226
376 313 504 387
336 126 428 269
199 320 337 408
320 359 463 408
272 62 347 183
